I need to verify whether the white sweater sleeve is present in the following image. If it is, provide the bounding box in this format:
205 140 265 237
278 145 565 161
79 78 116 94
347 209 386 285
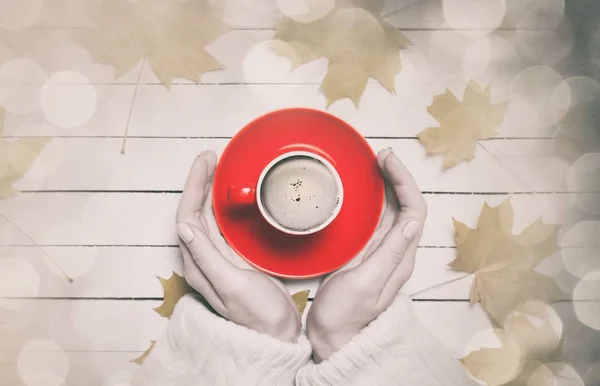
132 294 312 386
296 294 477 386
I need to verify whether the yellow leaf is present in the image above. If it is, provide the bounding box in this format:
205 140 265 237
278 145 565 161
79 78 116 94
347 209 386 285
526 363 585 386
504 302 562 360
0 108 50 199
461 329 524 386
154 272 196 318
417 81 508 169
76 0 229 86
503 359 544 386
450 199 564 325
271 1 410 107
292 290 310 314
131 340 156 365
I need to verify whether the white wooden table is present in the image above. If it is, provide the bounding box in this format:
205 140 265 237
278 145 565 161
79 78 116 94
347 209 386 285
0 1 586 385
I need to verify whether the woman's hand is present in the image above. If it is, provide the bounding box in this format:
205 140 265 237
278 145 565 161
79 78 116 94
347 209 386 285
176 150 302 343
307 148 427 362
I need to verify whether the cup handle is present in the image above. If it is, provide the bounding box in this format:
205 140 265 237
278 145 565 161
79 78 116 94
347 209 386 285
227 186 256 204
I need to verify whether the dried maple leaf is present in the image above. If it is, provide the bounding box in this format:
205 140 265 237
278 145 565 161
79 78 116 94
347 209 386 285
155 272 310 317
131 340 156 365
450 199 564 325
271 0 411 107
292 290 310 315
143 272 310 363
417 81 508 169
0 108 50 198
504 302 562 360
461 329 524 386
154 272 196 318
77 0 228 86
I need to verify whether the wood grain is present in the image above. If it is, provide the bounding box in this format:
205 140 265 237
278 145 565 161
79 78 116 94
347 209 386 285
0 246 475 299
9 138 536 192
0 192 574 247
0 299 493 354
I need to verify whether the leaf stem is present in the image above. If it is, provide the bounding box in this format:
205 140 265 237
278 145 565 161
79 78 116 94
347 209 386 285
408 272 472 298
0 210 73 283
121 59 145 155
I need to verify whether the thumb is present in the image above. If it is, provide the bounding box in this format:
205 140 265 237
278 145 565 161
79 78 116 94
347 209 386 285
177 222 241 287
349 217 421 287
374 218 421 262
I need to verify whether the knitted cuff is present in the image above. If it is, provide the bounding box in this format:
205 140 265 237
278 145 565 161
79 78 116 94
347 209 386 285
134 295 311 385
296 294 415 385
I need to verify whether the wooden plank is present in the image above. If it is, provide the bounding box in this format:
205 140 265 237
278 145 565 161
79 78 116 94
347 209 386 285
126 84 548 139
1 28 532 87
10 138 526 192
0 80 556 138
31 0 566 30
0 246 475 300
0 351 139 386
1 84 136 137
1 27 558 139
0 193 574 247
0 299 493 355
0 29 141 84
480 139 570 192
138 29 533 88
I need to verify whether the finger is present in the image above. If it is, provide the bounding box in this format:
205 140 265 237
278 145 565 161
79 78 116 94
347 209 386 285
362 194 397 257
348 214 422 289
357 150 425 273
378 229 420 303
203 150 218 178
176 221 244 292
202 187 248 267
179 240 224 310
176 151 217 224
382 151 427 219
377 147 393 171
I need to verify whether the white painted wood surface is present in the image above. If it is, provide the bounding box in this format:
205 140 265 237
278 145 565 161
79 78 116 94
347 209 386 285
0 0 586 384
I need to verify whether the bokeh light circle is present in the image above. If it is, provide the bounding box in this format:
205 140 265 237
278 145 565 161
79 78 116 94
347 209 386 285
9 124 64 181
428 30 470 75
566 153 600 215
514 1 567 64
0 140 10 180
17 340 70 386
552 76 600 110
40 71 97 129
43 246 98 280
509 66 567 129
276 0 335 23
516 0 565 30
0 58 48 114
504 301 563 358
243 40 298 84
461 36 492 78
461 328 524 385
560 221 600 278
0 0 44 30
0 257 40 310
573 271 600 331
528 363 584 386
442 0 506 36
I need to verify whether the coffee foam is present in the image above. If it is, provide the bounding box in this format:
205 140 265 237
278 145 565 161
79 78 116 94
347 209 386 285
260 156 339 232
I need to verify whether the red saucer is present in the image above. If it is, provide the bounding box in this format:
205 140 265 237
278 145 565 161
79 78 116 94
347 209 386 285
213 108 385 278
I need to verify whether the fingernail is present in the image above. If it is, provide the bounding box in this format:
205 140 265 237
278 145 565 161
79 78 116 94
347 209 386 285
177 223 195 243
401 220 420 239
387 147 393 153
